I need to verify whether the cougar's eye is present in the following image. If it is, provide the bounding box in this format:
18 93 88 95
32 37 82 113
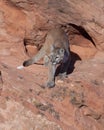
59 48 64 54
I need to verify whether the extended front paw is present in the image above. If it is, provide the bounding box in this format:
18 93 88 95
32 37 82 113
46 81 55 88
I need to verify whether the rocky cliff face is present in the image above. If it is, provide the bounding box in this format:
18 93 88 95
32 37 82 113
0 0 104 130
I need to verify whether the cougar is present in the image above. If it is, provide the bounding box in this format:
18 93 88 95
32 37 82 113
23 28 71 88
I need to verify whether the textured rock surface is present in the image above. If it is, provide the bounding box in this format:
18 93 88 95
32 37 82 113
9 0 104 50
0 0 104 130
0 51 104 130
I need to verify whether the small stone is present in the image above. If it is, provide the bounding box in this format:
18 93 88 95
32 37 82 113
57 80 64 83
17 65 24 70
70 83 74 87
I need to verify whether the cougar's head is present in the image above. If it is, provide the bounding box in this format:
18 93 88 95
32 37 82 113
49 47 65 65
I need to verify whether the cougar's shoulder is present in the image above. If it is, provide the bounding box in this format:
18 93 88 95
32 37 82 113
44 28 69 52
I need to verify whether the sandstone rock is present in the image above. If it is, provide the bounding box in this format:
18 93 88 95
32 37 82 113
0 0 104 130
0 99 62 130
9 0 104 51
1 0 103 60
0 71 3 95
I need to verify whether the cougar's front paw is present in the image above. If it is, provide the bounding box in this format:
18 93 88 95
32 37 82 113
46 81 55 88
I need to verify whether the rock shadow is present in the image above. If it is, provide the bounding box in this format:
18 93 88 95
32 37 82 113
67 51 81 74
55 51 81 76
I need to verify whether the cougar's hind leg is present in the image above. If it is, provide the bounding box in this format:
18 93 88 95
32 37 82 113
59 54 71 79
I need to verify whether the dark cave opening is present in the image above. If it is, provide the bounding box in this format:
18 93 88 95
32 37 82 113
61 23 96 47
68 23 96 47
